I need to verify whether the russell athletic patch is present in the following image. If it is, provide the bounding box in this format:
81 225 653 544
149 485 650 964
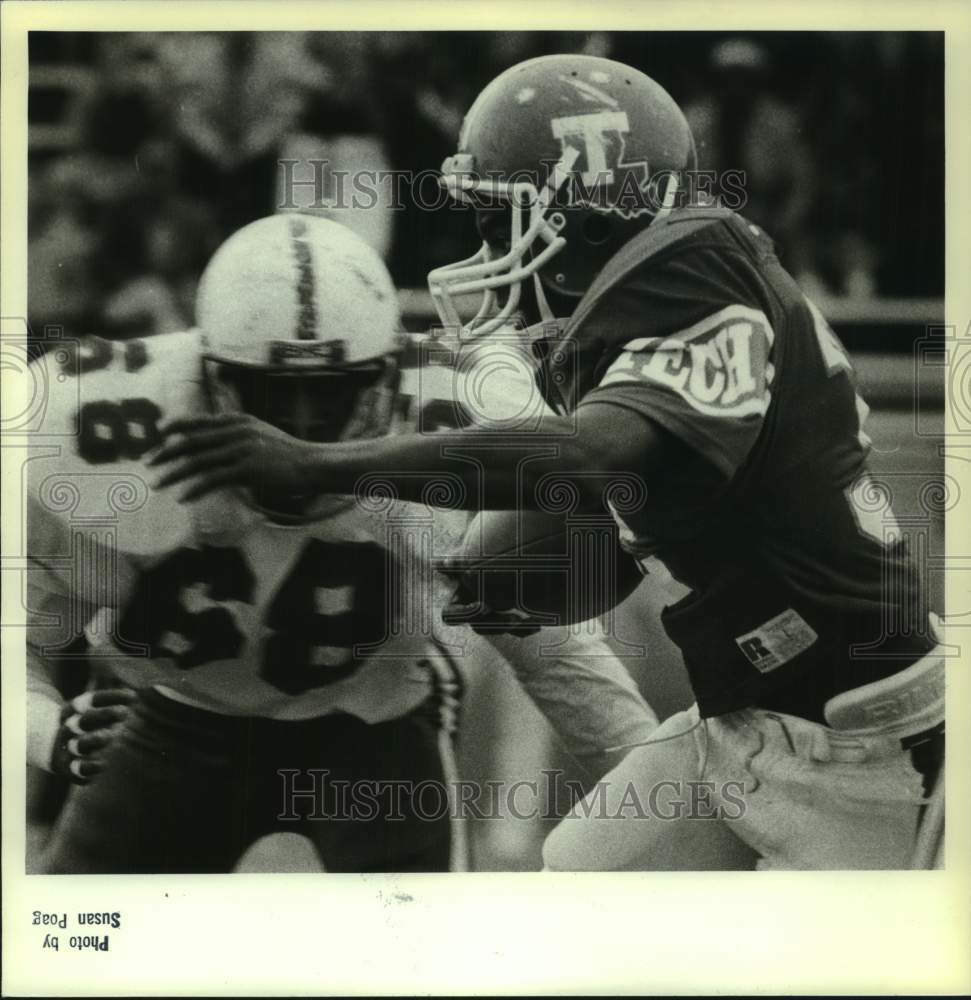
735 608 818 673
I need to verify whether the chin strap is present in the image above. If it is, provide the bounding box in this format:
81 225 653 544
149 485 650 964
653 173 680 222
472 169 680 339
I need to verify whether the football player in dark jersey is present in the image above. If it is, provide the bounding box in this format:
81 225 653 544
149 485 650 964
153 55 945 869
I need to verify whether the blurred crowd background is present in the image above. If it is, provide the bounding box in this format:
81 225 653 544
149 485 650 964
28 30 944 343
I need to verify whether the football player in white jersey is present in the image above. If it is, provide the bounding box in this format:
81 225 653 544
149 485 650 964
27 213 657 873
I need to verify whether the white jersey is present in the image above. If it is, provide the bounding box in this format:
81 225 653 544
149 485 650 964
27 325 657 761
27 330 468 722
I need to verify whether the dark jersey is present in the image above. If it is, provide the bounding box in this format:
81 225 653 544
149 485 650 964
541 207 931 719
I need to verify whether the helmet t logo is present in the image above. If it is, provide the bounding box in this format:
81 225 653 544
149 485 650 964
551 110 631 186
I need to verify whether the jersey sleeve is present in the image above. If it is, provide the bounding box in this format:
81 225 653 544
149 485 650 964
25 555 84 770
575 247 776 479
25 500 101 769
27 653 63 771
25 331 198 559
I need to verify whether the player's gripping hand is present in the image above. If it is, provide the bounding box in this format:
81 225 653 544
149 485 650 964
51 689 135 785
437 557 543 637
442 598 543 636
148 414 316 503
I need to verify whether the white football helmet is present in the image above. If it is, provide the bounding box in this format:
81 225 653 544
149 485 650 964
197 213 401 444
196 213 401 519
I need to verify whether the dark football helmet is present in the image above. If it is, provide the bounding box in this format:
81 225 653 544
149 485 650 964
427 54 697 338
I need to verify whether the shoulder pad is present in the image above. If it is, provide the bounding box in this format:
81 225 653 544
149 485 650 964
27 330 203 558
567 207 733 335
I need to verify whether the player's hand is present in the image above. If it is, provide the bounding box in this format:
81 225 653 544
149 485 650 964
442 598 543 636
437 558 543 636
148 414 316 503
50 689 135 785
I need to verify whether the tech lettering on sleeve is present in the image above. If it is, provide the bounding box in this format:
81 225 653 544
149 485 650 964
598 304 774 419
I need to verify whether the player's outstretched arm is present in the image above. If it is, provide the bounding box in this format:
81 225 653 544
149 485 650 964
149 402 666 512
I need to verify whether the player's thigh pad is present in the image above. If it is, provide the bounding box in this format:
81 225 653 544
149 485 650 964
706 709 929 870
542 708 757 871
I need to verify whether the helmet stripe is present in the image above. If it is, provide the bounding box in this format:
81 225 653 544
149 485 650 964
559 75 620 109
288 215 319 340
